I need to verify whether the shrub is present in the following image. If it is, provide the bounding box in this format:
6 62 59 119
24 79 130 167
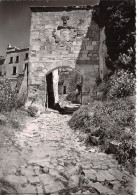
69 97 135 174
27 106 38 117
0 78 27 112
15 93 27 109
0 79 17 112
106 70 135 99
10 119 20 129
66 91 81 104
0 114 7 125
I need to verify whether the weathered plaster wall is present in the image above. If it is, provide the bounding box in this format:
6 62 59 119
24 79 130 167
5 50 29 79
28 6 100 108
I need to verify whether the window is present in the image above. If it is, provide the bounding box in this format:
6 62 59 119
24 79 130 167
25 63 28 68
9 57 13 64
63 86 66 94
12 66 16 75
24 63 28 71
0 72 2 76
25 53 28 60
15 56 19 63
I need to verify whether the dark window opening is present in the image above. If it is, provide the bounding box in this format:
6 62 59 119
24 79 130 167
15 56 19 63
25 53 29 60
9 57 13 64
12 67 16 75
24 63 28 71
0 72 2 76
63 86 66 94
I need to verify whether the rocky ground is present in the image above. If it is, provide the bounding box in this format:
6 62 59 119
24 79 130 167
0 110 136 195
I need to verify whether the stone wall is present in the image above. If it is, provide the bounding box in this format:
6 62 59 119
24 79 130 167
58 69 82 95
99 27 109 80
28 6 101 109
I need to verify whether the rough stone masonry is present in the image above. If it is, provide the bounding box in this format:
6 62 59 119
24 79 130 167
27 6 107 110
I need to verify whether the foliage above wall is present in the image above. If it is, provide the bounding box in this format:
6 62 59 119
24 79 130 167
0 56 5 65
94 0 135 74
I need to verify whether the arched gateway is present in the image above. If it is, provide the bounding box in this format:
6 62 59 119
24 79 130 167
26 6 107 111
45 66 83 109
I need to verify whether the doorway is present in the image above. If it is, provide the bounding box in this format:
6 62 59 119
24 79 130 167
45 66 83 113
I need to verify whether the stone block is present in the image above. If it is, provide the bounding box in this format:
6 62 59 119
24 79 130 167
42 166 49 173
92 54 99 60
31 45 40 51
92 60 99 64
18 184 37 194
20 167 35 176
87 53 93 57
36 184 44 194
81 54 87 58
94 65 99 69
94 45 99 51
27 175 40 185
95 170 116 182
86 45 94 50
33 166 40 176
5 175 28 186
86 60 93 65
84 169 97 182
49 169 61 178
108 141 120 154
80 56 90 60
74 46 81 52
44 180 65 194
68 175 80 188
80 50 88 54
39 174 55 185
89 181 116 195
108 168 125 181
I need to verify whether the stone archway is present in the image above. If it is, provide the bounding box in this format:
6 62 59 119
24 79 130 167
45 66 83 110
26 6 109 111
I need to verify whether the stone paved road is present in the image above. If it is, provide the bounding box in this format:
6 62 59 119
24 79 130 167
0 111 136 194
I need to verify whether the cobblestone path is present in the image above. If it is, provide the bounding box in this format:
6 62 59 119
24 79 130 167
0 111 136 194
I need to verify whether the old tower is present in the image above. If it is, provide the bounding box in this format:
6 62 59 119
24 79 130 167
27 6 107 110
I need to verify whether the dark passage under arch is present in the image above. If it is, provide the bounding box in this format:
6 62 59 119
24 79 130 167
45 66 83 113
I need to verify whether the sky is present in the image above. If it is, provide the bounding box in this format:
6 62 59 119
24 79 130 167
0 0 99 57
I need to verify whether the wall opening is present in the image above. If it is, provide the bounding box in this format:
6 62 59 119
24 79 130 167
63 86 66 94
45 66 83 113
12 66 16 75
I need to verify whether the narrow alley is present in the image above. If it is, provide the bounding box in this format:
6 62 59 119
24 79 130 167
0 111 136 195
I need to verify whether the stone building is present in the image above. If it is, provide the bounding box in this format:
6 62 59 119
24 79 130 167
3 45 29 91
4 44 29 79
26 5 108 110
0 56 5 77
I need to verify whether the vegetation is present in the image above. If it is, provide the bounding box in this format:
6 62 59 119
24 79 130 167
0 56 5 65
27 105 38 117
0 78 29 149
69 1 136 173
0 78 27 112
96 0 135 74
0 109 28 149
66 91 81 104
69 97 135 174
